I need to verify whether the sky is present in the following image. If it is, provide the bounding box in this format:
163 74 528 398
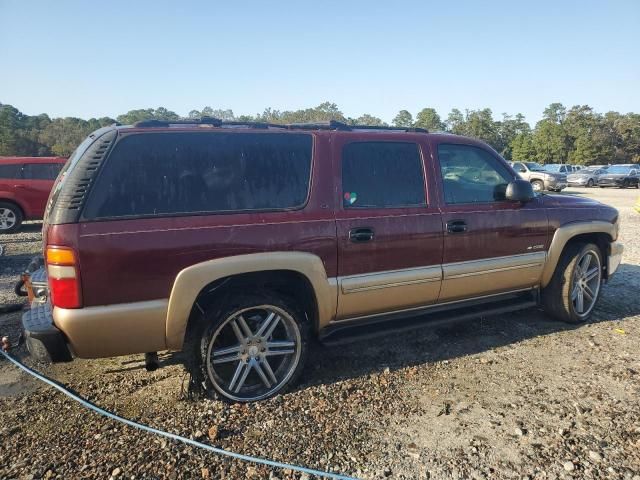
1 0 639 125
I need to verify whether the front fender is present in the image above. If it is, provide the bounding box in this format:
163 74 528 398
165 251 337 350
541 220 617 287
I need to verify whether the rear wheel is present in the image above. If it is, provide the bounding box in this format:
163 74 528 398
531 180 544 192
542 242 603 323
0 202 23 234
197 292 309 403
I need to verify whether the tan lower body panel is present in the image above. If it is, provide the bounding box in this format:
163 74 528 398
336 266 442 319
439 252 545 302
53 299 168 358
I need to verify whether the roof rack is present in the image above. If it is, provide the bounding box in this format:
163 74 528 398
131 117 429 133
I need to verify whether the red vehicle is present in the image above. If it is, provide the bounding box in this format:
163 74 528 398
22 119 623 402
0 156 67 233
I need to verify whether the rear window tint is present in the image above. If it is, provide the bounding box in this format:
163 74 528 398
23 163 63 180
0 164 22 179
83 132 313 219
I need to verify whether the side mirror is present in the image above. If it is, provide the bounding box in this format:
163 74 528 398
505 179 535 202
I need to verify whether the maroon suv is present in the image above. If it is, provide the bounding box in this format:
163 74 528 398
22 119 623 402
0 156 67 233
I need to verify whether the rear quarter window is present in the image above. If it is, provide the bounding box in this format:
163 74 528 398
82 132 313 219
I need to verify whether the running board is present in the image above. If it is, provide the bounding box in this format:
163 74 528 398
319 290 538 346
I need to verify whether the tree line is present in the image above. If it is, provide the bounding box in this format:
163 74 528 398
1 101 638 165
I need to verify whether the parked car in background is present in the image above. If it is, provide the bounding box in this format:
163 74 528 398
0 156 67 233
596 165 639 188
510 161 567 192
22 119 622 403
544 164 574 174
567 167 607 187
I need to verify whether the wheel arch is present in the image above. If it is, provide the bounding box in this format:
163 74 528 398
541 221 617 287
166 252 337 350
0 197 26 218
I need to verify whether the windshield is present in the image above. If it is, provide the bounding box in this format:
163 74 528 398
525 162 545 171
606 166 632 174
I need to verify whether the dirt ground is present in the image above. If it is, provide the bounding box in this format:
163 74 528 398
1 187 639 480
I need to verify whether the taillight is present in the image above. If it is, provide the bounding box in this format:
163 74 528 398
46 246 82 309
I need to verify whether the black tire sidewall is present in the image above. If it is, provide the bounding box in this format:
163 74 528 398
197 291 310 403
543 242 603 323
0 202 23 234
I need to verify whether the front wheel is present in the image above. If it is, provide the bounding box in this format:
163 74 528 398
587 179 594 187
542 242 603 323
531 180 544 192
197 292 309 402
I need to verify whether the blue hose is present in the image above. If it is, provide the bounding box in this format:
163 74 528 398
0 349 359 480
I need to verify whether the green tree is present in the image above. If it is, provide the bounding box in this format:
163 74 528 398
392 110 413 127
414 108 444 131
116 107 180 124
445 108 465 134
510 132 536 161
352 114 386 126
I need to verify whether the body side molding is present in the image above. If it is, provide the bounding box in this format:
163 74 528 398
165 252 336 350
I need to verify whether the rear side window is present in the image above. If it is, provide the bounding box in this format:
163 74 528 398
83 132 313 219
23 163 63 180
341 142 425 208
0 164 22 179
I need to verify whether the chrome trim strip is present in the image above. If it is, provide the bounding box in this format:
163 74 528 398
443 252 546 279
341 266 442 294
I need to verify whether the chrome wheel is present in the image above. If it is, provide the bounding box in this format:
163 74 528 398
0 207 17 231
205 304 301 402
532 181 543 192
571 250 601 317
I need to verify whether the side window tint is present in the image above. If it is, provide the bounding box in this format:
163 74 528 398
513 162 526 173
23 163 62 180
341 142 425 208
83 132 313 219
0 164 22 179
438 144 513 204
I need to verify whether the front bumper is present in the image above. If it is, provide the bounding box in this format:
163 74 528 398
607 242 624 279
598 179 624 187
22 302 72 363
546 181 567 190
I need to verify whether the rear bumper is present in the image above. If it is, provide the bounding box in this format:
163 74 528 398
22 302 73 363
607 242 624 279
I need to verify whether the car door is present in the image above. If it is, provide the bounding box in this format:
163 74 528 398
433 140 548 302
16 163 62 217
333 135 443 320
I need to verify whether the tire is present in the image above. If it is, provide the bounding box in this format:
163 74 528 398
542 242 603 324
193 291 309 403
622 180 630 188
587 179 594 187
531 180 544 192
0 202 23 234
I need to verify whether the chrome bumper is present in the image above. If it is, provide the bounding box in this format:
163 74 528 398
607 242 623 278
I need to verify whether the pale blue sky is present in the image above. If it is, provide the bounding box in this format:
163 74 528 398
1 0 638 125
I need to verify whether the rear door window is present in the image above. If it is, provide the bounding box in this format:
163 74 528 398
0 164 22 179
341 142 425 208
83 132 313 219
23 163 63 180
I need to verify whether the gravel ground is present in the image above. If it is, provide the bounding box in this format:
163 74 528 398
1 188 639 480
